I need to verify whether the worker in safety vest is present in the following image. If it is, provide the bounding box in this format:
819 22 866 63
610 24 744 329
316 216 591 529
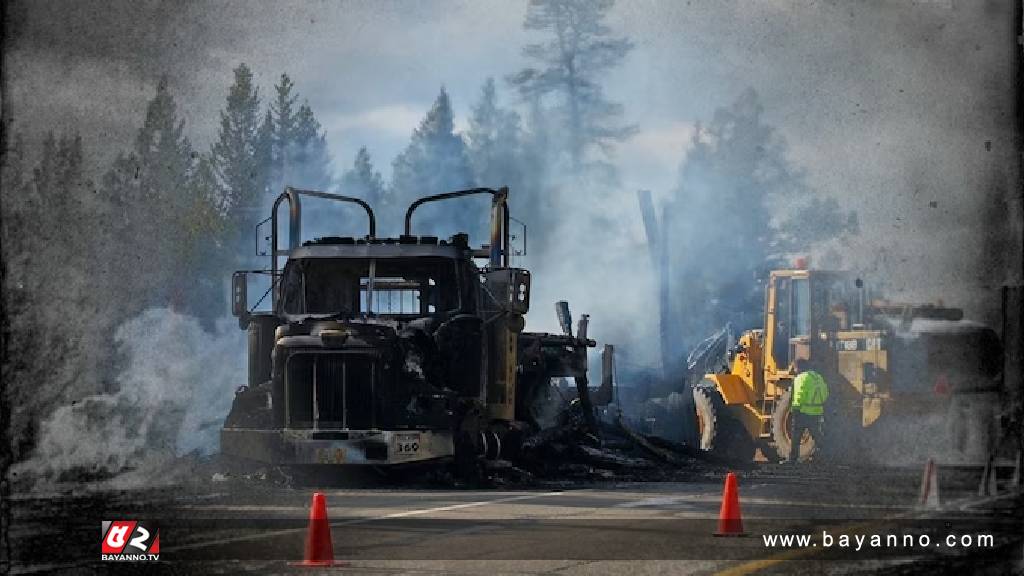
788 358 829 464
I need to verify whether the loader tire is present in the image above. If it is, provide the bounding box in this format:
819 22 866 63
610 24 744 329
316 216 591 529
693 383 755 461
771 388 817 462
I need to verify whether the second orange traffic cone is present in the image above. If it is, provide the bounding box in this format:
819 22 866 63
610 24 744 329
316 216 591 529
714 472 746 537
298 492 335 566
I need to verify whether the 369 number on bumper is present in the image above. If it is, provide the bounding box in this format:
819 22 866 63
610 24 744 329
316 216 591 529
392 433 421 459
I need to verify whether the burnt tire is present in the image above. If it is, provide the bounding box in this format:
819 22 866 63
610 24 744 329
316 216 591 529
771 388 817 462
693 383 755 461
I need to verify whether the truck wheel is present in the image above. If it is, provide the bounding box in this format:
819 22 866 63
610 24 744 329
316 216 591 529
693 383 754 460
771 388 817 462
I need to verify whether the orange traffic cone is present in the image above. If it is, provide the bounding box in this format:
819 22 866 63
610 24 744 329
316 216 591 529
917 458 941 510
714 472 746 536
298 492 335 566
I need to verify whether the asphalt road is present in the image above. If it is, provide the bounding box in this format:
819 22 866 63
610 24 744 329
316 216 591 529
6 462 1023 575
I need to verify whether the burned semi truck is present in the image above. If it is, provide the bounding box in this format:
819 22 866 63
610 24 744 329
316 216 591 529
221 186 600 471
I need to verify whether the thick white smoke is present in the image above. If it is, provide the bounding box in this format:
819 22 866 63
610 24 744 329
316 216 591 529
520 171 664 375
17 308 245 489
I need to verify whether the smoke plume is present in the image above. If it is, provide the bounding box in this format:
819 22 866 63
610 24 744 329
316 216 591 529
16 308 245 489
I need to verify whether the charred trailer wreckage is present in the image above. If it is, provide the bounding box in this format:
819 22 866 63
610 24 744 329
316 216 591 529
222 187 608 473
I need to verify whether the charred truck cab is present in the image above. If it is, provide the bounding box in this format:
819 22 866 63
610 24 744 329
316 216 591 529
223 187 596 469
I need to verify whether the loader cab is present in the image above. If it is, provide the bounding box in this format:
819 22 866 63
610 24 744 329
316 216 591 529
764 270 861 377
765 270 811 376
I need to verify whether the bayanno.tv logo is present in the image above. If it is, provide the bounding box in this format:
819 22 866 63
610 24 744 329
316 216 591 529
101 521 160 561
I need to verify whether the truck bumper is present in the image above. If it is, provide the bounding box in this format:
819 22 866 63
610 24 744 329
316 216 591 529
220 428 454 465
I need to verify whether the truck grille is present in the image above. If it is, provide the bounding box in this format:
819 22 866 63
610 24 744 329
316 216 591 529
285 353 377 430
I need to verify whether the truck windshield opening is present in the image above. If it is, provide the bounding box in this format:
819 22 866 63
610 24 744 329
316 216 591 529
279 257 459 317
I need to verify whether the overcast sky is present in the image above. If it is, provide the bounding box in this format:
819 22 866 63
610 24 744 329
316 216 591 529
3 0 1020 348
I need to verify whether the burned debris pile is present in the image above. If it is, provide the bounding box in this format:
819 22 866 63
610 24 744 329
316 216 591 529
513 421 693 484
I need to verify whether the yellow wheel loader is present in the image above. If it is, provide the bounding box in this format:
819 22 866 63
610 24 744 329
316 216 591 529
693 267 1003 462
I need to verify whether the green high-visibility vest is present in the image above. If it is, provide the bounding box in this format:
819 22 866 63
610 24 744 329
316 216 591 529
792 370 829 416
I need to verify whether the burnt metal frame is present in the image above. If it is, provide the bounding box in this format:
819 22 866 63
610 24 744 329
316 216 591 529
267 186 513 315
403 187 510 269
270 187 377 305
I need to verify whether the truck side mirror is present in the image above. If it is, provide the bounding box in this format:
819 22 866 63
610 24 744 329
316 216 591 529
232 271 250 328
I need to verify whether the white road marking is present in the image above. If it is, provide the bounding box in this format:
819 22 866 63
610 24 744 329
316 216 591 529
168 491 563 552
615 493 908 511
354 493 559 521
616 496 708 508
176 504 309 512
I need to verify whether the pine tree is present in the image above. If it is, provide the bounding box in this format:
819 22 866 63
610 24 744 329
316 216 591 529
508 0 636 176
103 77 198 310
98 76 227 324
340 146 386 237
181 154 227 322
210 63 269 281
466 77 523 192
666 88 858 347
136 77 194 207
255 110 274 201
266 76 333 196
292 102 332 191
342 146 387 211
266 98 334 240
270 73 298 192
11 132 109 455
212 64 263 216
391 88 476 240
